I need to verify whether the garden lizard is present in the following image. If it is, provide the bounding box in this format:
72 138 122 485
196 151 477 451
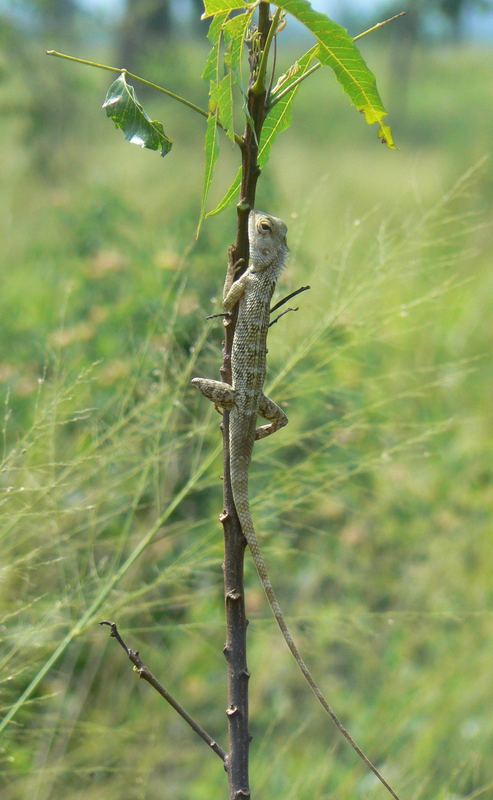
192 211 400 800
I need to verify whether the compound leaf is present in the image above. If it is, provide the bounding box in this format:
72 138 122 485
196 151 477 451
202 11 229 81
211 75 234 141
197 111 220 235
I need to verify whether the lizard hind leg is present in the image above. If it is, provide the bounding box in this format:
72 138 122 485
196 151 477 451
191 378 236 410
255 394 288 441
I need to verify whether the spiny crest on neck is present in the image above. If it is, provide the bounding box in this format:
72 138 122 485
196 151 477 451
248 210 289 277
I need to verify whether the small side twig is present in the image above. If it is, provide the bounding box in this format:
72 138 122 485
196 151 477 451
99 621 226 763
270 284 310 314
269 307 298 327
206 312 231 321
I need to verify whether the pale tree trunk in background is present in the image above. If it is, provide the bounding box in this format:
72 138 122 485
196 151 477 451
440 0 465 40
32 0 78 33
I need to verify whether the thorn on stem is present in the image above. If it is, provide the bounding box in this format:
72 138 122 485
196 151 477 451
206 312 231 320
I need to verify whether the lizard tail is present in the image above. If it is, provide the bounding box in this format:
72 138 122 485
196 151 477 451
232 468 401 800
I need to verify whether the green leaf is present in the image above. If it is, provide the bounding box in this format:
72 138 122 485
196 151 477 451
206 49 317 219
211 75 234 141
214 11 253 142
274 0 394 148
198 9 228 231
202 11 228 81
197 112 220 236
102 73 172 157
206 166 241 219
202 0 249 16
223 10 252 85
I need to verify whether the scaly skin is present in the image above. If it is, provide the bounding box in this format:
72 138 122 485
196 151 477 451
192 211 400 800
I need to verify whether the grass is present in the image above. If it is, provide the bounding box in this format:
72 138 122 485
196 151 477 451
0 25 492 800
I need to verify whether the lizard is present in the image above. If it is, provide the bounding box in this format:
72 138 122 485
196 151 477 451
191 210 400 800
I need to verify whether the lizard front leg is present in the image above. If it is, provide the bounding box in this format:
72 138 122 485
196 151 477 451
192 265 247 408
191 378 235 410
255 394 288 441
223 270 249 311
223 250 246 304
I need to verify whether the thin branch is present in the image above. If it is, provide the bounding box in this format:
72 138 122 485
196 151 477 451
46 50 243 146
269 306 298 327
267 11 406 109
206 312 231 320
99 621 226 763
270 284 310 314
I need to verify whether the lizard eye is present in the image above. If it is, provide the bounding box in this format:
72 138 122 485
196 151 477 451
258 219 272 233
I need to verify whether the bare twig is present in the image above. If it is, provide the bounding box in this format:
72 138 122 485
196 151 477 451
270 284 310 314
99 621 226 763
206 312 231 320
269 306 299 328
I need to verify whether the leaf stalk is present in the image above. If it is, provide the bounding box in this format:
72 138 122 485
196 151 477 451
46 50 210 118
267 11 406 110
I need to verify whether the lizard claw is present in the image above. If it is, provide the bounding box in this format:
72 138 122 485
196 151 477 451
233 257 246 277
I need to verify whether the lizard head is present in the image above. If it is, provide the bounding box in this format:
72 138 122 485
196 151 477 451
249 210 289 275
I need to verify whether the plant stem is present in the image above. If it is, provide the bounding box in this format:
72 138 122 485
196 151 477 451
268 11 406 109
251 6 282 96
220 6 272 797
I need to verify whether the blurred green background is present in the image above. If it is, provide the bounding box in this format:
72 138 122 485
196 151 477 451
1 1 492 798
